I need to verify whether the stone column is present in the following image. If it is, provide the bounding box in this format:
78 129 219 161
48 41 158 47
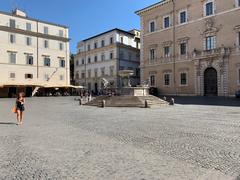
140 17 144 84
194 61 201 95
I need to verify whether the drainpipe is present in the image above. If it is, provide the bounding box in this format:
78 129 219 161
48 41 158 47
37 21 39 78
84 43 87 88
172 0 177 95
117 44 121 89
65 28 68 86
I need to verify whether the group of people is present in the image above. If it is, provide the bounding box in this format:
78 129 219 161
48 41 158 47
11 89 118 126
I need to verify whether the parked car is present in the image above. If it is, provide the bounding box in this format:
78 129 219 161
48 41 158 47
235 90 240 98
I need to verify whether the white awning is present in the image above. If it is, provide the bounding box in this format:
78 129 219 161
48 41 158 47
2 83 44 87
43 85 84 89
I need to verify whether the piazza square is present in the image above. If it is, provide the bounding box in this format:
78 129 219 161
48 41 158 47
0 97 240 179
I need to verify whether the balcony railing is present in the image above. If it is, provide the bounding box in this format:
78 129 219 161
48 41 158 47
192 47 231 59
145 47 233 66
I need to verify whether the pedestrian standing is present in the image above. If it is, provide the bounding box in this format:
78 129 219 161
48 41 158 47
16 92 25 125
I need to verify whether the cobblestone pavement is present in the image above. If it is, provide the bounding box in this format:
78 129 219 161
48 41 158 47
0 97 240 180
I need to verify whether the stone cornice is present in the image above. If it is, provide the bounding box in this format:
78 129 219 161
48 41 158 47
135 0 171 16
0 25 70 42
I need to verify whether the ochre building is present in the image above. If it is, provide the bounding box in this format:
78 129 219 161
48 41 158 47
136 0 240 96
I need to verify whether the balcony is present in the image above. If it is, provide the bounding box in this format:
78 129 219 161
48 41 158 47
192 47 231 60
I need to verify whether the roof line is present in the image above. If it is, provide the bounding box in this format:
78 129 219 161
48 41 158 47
81 28 135 42
0 10 68 28
135 0 170 15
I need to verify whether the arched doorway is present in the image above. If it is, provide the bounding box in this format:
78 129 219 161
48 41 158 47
204 67 218 96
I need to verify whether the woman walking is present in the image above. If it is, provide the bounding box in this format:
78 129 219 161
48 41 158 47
16 92 25 125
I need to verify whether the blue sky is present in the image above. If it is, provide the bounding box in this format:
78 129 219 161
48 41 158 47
1 0 159 53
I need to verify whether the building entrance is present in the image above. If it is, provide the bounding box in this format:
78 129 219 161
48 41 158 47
204 67 218 96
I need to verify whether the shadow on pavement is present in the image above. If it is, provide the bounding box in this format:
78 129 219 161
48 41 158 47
161 96 240 107
0 122 17 125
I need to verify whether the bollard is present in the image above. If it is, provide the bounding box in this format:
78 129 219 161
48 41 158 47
144 100 149 108
102 100 106 108
169 98 175 105
79 99 82 106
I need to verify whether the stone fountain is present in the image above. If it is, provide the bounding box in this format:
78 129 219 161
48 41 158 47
118 70 149 96
84 70 168 108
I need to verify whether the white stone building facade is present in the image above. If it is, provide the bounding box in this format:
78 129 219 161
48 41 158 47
74 28 140 93
0 9 70 97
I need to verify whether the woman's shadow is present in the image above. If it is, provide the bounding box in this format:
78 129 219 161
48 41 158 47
0 122 17 125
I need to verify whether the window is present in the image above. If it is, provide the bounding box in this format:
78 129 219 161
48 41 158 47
26 23 31 31
101 67 105 76
205 36 216 50
94 69 98 77
26 37 32 46
44 57 51 66
110 52 114 60
59 59 65 68
25 74 33 79
149 21 155 32
180 72 187 85
179 10 187 24
150 75 156 87
238 32 240 46
9 19 15 28
120 37 124 43
59 43 63 50
101 40 105 47
94 42 98 49
110 66 114 76
101 53 105 61
164 46 170 57
164 16 170 28
26 55 33 65
110 37 114 44
81 59 85 65
9 72 15 79
88 83 91 90
205 1 214 16
9 53 16 64
44 26 48 34
81 72 85 79
88 70 91 78
76 60 79 66
150 49 155 60
10 34 16 43
180 43 187 55
60 75 64 81
59 30 63 37
94 55 98 62
75 72 79 79
164 73 170 86
44 40 49 48
136 41 139 49
88 57 91 64
87 44 91 51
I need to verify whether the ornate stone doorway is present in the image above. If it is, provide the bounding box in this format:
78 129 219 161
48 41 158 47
204 67 218 96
